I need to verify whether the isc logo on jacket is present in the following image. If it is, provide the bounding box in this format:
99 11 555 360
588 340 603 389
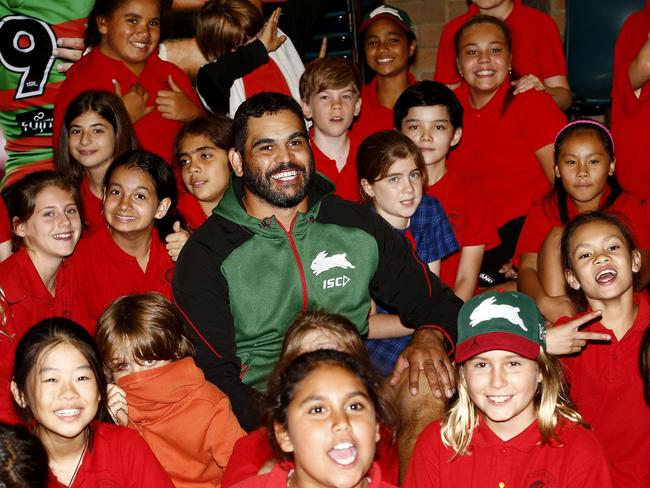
311 251 355 289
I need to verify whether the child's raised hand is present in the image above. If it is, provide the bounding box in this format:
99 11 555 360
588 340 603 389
165 220 190 262
512 73 546 95
546 310 611 355
155 75 202 122
259 8 287 53
389 328 455 399
318 36 327 59
113 79 154 123
107 383 129 427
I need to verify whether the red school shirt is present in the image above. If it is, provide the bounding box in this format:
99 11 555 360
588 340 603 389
558 294 650 488
402 418 613 488
231 462 395 488
53 47 201 164
79 175 104 237
515 187 650 266
447 81 565 228
426 169 500 289
0 197 9 242
223 424 398 488
0 248 90 424
611 2 650 202
48 421 174 487
242 58 292 99
71 226 174 324
350 73 416 143
434 0 566 85
310 130 361 203
177 190 209 231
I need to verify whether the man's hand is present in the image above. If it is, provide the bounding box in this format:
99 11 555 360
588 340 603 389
389 328 455 399
546 311 610 355
54 37 85 73
155 75 202 122
113 79 154 123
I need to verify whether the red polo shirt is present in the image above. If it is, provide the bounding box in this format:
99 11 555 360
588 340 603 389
79 175 104 236
0 248 89 424
515 187 650 266
242 58 291 99
310 131 361 202
0 198 9 242
558 294 650 488
403 418 613 488
47 422 174 487
71 226 174 324
434 0 566 85
177 191 209 231
611 2 650 202
426 169 499 289
351 73 416 142
448 81 565 228
53 47 200 164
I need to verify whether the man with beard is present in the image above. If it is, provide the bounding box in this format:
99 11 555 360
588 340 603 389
173 92 462 431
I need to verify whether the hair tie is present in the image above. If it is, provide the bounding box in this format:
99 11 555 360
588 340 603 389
553 119 615 154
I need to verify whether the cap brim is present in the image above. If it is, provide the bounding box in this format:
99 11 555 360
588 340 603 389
455 331 541 363
359 14 411 34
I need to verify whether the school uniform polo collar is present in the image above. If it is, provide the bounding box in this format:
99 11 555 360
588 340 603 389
471 416 544 453
90 46 160 82
566 185 612 219
585 293 650 341
96 225 161 271
366 72 417 111
10 247 58 301
457 78 511 116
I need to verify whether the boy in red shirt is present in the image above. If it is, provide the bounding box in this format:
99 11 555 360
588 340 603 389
299 57 361 202
394 81 499 300
434 0 571 110
351 5 417 142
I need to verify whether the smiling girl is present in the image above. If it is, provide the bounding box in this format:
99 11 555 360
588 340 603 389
555 212 650 487
71 150 182 324
235 349 396 488
403 291 613 487
10 318 173 487
0 172 88 424
53 0 202 164
56 90 139 235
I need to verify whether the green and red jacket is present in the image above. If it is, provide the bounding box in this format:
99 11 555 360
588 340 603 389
172 175 462 430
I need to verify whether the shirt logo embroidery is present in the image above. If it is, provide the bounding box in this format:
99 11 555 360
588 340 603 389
310 251 355 276
469 296 528 331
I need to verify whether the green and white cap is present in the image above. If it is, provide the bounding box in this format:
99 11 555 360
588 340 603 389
359 5 416 36
455 291 546 363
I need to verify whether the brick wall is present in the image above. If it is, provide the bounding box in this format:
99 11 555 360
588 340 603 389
388 0 566 80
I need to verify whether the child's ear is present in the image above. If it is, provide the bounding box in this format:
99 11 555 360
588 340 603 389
565 268 581 290
374 422 380 444
96 16 109 36
408 39 417 58
10 381 26 409
360 179 375 199
554 164 561 179
632 249 642 273
451 127 462 147
353 97 362 118
13 216 26 238
154 197 172 220
273 422 294 454
608 159 616 176
229 148 244 177
300 100 312 120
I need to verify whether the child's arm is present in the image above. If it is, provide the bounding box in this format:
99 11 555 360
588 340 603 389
628 33 650 94
106 383 128 427
367 297 415 339
453 244 484 302
518 252 575 323
534 143 556 183
155 75 203 122
512 73 572 110
165 221 190 262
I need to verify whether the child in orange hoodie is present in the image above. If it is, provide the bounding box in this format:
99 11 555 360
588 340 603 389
96 292 245 488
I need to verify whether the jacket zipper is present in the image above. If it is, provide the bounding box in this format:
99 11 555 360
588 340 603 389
277 215 309 310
